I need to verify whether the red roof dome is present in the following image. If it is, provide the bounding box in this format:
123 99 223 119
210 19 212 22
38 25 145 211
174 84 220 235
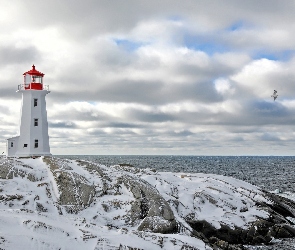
23 65 44 77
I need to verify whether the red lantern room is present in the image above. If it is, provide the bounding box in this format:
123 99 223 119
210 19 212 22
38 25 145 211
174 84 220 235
23 65 45 90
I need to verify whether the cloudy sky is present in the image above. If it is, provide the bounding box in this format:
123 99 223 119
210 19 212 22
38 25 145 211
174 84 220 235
1 0 295 155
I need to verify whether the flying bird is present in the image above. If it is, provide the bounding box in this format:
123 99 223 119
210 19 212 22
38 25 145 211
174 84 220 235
271 90 278 101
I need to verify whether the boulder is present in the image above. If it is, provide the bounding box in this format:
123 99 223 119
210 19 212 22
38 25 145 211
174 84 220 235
119 175 177 233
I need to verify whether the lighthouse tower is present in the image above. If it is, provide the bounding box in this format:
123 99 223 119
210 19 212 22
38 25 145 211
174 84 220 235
7 65 51 157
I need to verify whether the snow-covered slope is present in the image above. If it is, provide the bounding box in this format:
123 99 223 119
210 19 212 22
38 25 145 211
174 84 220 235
0 157 294 250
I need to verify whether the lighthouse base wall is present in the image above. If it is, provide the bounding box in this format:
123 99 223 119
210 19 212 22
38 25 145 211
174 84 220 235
7 136 20 157
7 136 52 157
14 152 52 157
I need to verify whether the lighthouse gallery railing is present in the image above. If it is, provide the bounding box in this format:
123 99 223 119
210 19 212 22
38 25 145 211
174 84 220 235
18 84 49 91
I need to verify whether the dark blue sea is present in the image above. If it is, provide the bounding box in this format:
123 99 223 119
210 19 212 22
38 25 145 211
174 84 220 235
56 155 295 249
56 155 295 193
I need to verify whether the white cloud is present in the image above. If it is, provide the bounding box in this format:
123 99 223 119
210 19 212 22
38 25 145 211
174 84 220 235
212 52 251 70
230 58 295 104
214 78 234 95
1 1 295 155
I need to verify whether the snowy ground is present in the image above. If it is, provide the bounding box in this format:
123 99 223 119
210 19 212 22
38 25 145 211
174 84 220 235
0 156 293 250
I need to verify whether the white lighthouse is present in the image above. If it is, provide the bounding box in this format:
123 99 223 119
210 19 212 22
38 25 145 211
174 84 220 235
7 65 51 157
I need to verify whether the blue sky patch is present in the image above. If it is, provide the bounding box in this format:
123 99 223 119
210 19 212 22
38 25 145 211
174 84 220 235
167 15 183 22
253 49 295 61
114 39 145 52
183 33 228 55
226 20 247 32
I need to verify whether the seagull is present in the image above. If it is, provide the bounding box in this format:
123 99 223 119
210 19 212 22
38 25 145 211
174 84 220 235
271 90 278 101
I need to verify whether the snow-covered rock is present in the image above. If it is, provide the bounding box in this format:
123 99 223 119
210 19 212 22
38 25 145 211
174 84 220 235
0 156 294 250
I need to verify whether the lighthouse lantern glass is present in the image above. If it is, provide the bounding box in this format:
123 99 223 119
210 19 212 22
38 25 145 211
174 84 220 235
24 74 30 85
24 74 43 84
33 75 43 84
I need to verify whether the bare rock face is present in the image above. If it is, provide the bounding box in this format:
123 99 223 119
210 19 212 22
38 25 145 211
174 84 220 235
0 159 42 181
56 171 96 212
118 175 176 233
43 157 96 213
191 216 294 247
205 193 295 247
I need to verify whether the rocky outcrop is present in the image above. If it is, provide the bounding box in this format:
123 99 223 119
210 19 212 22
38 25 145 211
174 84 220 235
141 172 295 249
0 156 295 250
118 175 177 233
188 216 295 247
189 194 295 248
44 157 96 213
43 157 177 234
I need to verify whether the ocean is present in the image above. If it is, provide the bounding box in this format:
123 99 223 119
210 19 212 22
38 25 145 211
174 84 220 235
56 155 295 250
56 155 295 193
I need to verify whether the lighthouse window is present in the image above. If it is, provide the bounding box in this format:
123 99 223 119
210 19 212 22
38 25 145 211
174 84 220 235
24 144 28 148
34 99 38 107
10 142 13 147
34 140 39 148
34 118 39 126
